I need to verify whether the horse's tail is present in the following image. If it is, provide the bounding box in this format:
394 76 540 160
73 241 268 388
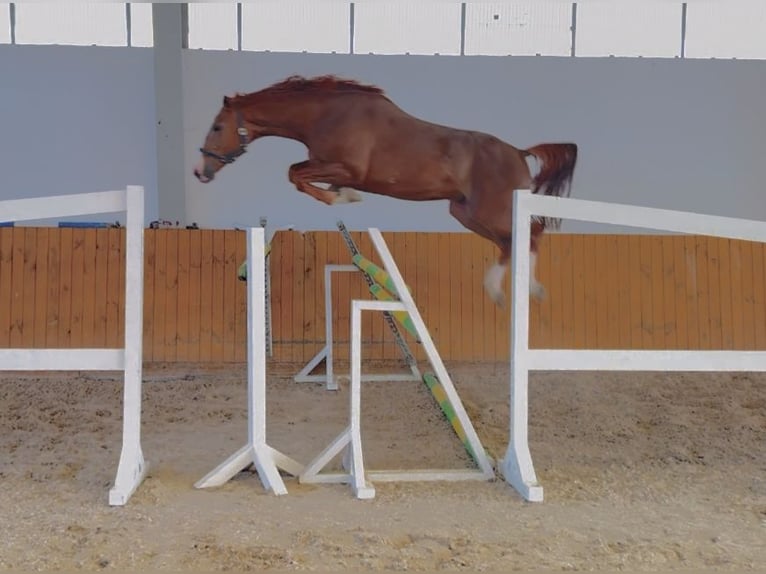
523 142 578 230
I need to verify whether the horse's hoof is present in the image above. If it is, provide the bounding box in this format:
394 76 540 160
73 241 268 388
485 287 506 308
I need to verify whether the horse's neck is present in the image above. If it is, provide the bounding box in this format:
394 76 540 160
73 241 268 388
241 93 325 142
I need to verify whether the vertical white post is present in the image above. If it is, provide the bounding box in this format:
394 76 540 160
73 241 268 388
500 190 543 502
248 228 267 447
324 264 337 390
109 185 147 506
349 301 375 499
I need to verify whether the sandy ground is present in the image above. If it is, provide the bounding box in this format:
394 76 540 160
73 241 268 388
1 361 765 572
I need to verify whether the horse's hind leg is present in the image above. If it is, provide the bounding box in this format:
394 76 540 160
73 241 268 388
450 199 509 306
450 199 546 305
492 234 546 305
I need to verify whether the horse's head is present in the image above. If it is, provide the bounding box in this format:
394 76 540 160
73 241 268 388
193 95 251 183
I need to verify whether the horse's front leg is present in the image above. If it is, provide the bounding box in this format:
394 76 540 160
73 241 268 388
288 160 362 205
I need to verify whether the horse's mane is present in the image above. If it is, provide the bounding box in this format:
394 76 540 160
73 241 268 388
233 75 388 103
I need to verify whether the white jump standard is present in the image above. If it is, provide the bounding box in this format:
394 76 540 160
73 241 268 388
503 189 766 502
195 227 304 494
0 186 147 506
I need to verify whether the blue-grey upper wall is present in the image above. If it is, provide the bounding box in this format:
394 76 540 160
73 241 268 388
0 45 158 225
1 45 763 233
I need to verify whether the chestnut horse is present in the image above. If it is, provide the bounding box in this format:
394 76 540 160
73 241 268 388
193 75 577 306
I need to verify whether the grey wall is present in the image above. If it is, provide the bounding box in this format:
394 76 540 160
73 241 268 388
0 45 158 225
1 45 763 233
184 51 766 234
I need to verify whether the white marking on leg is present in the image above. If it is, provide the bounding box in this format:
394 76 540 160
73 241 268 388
332 187 363 204
484 262 507 306
529 251 546 301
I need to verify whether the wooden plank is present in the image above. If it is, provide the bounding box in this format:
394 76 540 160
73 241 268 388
423 233 441 355
705 236 723 349
233 230 247 363
9 229 25 347
164 229 179 361
79 229 97 348
638 236 654 350
268 231 284 360
117 228 126 353
21 228 37 348
604 235 620 349
458 232 475 360
152 230 168 361
661 235 678 349
532 234 548 356
683 236 700 349
448 234 463 359
627 235 643 349
93 229 109 348
717 237 735 349
547 235 564 348
719 240 752 350
479 239 497 359
175 229 191 361
198 229 213 362
583 235 601 349
57 228 73 349
436 233 453 359
279 231 296 361
187 230 202 362
569 234 586 349
670 236 688 350
752 242 766 348
557 234 574 348
210 230 226 362
472 235 486 361
44 229 61 348
616 235 632 349
69 229 86 349
594 235 610 348
299 232 316 364
738 240 755 350
0 229 12 347
649 236 665 350
142 230 156 362
222 230 238 362
32 228 49 348
8 230 23 346
695 236 717 349
105 228 121 348
293 230 307 363
535 234 553 350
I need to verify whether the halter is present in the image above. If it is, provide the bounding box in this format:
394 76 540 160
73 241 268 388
199 111 250 165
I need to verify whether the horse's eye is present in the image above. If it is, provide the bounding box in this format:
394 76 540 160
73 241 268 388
212 125 222 132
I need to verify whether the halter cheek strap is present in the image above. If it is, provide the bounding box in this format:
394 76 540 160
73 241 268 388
199 111 250 164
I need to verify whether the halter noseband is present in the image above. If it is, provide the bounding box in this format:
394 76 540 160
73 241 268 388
199 111 250 165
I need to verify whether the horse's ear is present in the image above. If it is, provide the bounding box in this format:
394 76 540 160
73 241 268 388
223 95 231 108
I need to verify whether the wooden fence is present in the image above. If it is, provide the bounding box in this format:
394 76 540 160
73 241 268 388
1 227 765 364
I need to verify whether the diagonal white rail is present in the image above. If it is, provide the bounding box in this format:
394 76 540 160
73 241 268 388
0 187 146 505
504 190 766 502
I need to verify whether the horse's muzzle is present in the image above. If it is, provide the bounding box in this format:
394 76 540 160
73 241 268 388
194 168 212 183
